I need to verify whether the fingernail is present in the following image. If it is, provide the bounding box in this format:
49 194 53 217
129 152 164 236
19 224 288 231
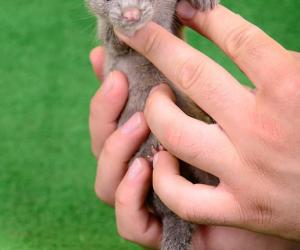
177 1 196 19
121 113 142 134
101 72 115 96
127 159 143 180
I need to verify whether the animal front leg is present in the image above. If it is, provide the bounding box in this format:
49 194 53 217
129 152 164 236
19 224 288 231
189 0 219 11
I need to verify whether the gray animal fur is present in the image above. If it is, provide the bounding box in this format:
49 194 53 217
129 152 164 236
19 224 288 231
86 0 219 249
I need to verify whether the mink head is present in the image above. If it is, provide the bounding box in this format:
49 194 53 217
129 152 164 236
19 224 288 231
87 0 155 36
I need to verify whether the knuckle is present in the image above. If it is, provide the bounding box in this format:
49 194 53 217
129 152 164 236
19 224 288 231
142 29 162 56
225 23 261 60
163 123 184 153
250 197 274 226
94 182 114 205
145 89 159 116
146 85 175 118
116 222 130 241
89 92 102 118
116 225 137 243
238 194 274 227
115 204 144 244
115 187 130 209
176 56 207 91
102 136 116 159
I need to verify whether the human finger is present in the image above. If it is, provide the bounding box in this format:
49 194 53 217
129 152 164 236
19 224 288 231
89 71 129 158
290 50 300 61
95 113 150 206
90 46 105 81
152 151 239 226
176 2 299 90
145 84 239 178
116 22 254 129
115 158 162 249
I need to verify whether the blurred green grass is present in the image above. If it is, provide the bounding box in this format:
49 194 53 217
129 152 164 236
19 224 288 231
0 0 299 249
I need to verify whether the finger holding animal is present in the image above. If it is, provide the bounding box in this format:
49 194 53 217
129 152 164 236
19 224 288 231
87 0 221 249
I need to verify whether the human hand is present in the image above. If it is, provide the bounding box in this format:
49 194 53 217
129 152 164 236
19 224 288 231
89 47 300 249
115 1 300 241
89 47 161 249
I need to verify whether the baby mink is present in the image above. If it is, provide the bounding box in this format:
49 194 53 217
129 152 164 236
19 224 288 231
86 0 219 249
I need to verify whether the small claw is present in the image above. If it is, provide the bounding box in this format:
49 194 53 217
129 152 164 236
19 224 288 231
159 144 165 151
148 144 165 163
151 144 165 155
146 155 154 163
151 145 158 155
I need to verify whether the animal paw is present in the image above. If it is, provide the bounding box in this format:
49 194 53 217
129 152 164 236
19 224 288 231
146 144 165 163
189 0 219 11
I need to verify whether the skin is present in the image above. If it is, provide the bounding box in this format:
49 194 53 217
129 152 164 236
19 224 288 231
89 1 300 249
90 49 300 250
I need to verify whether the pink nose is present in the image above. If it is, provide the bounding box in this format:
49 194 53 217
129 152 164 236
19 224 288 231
122 7 141 22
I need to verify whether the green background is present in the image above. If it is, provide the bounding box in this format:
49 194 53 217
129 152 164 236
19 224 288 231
0 0 299 249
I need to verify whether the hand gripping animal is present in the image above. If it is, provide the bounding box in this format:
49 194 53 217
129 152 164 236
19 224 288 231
87 0 219 249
